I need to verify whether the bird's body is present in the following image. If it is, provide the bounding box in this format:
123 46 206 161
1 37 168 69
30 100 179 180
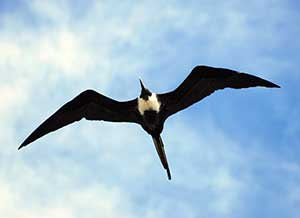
19 65 280 180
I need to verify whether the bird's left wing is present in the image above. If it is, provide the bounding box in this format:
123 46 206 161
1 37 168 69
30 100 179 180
19 89 138 149
158 65 280 119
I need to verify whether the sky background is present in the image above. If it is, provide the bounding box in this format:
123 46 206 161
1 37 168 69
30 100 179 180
0 0 299 217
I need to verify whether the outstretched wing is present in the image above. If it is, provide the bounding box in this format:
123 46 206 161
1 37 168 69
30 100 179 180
19 89 138 149
159 65 280 119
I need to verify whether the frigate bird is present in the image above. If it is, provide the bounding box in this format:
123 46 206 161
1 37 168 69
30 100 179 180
19 65 280 180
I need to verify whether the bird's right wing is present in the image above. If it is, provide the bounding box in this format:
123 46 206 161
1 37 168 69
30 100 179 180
158 65 280 119
19 89 138 149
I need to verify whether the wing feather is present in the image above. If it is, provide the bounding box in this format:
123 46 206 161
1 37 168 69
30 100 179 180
159 65 280 118
19 89 137 149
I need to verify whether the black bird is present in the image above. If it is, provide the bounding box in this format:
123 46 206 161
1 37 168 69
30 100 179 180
19 65 280 180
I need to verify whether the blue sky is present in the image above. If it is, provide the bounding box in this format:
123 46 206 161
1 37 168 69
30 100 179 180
0 0 299 217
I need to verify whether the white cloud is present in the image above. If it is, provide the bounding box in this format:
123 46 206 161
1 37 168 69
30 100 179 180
0 175 137 218
0 0 298 218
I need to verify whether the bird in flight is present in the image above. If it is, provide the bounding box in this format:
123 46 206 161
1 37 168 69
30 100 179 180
19 65 280 180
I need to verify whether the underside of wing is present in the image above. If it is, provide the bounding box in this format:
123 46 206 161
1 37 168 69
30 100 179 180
159 65 280 119
19 90 138 149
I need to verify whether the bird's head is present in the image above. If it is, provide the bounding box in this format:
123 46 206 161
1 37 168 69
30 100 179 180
139 78 152 100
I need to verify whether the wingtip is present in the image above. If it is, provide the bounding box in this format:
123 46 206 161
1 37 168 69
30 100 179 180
18 141 28 150
270 83 280 88
265 81 280 88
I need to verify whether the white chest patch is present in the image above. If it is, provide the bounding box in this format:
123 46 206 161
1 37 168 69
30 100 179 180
138 93 161 115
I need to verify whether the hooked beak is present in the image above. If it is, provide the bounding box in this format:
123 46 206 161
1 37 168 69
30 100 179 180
139 77 152 99
139 78 146 91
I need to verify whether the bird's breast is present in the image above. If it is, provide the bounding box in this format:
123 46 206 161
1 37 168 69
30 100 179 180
137 93 161 115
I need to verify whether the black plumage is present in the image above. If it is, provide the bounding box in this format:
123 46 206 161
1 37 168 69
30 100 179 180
19 65 280 180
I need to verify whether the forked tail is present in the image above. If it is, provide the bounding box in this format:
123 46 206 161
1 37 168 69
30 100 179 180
152 135 171 180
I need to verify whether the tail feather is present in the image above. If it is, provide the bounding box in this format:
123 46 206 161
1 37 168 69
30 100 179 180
152 135 171 180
